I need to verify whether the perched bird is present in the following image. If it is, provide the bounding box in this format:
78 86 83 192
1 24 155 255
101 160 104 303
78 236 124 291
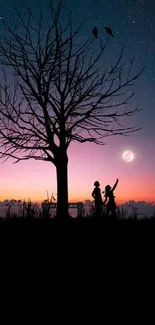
92 26 98 39
104 26 114 37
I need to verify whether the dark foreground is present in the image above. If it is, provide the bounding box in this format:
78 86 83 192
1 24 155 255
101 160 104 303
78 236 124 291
0 215 155 225
1 216 154 252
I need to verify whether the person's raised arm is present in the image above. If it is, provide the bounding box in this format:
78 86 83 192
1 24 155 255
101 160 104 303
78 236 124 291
111 178 119 192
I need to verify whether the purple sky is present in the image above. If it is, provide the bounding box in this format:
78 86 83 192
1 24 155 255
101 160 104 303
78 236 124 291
0 0 155 204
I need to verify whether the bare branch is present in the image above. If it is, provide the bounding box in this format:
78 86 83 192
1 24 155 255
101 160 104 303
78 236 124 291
0 0 143 164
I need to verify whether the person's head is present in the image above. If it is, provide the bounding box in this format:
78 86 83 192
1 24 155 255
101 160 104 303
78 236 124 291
94 181 100 187
105 185 111 196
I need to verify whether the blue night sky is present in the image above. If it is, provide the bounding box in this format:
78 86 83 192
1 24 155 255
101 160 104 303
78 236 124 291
0 0 155 204
1 0 154 135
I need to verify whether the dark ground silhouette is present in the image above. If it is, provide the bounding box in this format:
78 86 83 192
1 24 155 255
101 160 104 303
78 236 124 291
0 212 155 226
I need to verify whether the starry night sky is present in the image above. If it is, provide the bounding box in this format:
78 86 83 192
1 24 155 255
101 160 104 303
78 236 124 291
0 0 155 204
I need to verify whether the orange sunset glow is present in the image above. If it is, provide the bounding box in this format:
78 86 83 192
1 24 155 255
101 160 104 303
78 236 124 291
1 138 154 205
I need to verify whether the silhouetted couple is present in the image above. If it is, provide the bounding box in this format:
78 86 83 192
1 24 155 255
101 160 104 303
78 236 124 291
92 179 119 219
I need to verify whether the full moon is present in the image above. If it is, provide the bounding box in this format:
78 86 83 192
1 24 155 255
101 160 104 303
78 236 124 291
122 151 134 162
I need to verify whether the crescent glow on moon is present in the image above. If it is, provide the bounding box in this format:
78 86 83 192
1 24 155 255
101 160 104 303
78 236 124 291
122 151 134 162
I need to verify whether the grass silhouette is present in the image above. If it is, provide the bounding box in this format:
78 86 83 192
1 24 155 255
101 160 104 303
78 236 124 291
0 197 155 225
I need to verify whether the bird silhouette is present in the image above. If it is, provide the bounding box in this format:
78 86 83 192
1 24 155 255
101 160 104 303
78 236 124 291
92 26 98 39
104 26 114 37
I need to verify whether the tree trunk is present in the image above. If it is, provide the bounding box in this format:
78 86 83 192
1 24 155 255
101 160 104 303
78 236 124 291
56 152 70 221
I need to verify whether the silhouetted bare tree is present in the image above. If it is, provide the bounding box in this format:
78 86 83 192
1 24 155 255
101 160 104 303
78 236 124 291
0 0 144 220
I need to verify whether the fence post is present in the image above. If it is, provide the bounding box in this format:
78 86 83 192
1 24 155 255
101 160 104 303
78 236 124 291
77 202 84 217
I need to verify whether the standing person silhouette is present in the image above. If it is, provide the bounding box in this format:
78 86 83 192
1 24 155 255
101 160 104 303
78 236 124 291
92 181 102 218
103 178 119 219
